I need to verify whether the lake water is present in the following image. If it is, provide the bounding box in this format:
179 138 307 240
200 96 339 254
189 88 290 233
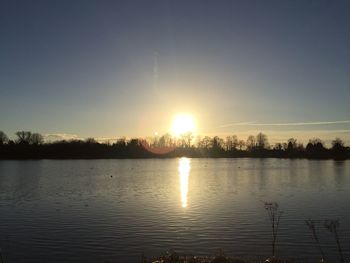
0 159 349 262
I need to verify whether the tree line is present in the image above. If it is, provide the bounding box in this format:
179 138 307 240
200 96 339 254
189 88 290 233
0 130 349 159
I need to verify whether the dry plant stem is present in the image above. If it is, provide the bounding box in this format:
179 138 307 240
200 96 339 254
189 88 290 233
305 220 325 261
333 225 344 263
324 220 344 263
265 202 283 257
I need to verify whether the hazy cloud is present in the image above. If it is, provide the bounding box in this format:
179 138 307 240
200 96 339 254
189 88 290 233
44 133 81 142
44 134 120 144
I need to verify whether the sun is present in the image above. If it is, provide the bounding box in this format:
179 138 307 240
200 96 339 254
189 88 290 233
171 114 196 137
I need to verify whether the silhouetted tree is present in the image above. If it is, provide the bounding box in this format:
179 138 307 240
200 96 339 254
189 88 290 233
232 135 239 150
153 133 162 147
177 135 186 148
238 140 245 150
209 136 224 157
158 135 166 147
31 133 44 145
15 131 32 144
246 135 256 151
274 143 283 151
282 142 288 151
156 133 172 147
200 136 212 149
331 138 345 150
297 142 305 151
256 132 269 150
306 142 312 152
287 138 297 151
166 133 174 147
181 132 193 148
85 137 98 144
284 138 299 157
116 137 126 147
332 138 344 149
225 135 238 151
0 131 8 145
195 136 202 147
309 138 324 149
331 138 346 159
225 136 232 151
212 136 224 150
128 138 140 147
306 138 326 157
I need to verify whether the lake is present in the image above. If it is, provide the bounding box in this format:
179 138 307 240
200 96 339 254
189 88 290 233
0 159 349 262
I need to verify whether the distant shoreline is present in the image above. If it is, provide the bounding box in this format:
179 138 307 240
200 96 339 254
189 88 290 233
1 131 349 160
0 145 349 160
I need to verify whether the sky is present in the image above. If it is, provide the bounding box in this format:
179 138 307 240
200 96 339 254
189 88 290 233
1 0 350 144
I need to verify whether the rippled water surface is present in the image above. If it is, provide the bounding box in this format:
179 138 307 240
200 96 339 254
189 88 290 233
0 159 349 262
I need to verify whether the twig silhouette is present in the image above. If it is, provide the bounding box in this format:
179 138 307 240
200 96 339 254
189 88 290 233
305 219 325 262
264 202 283 258
324 220 344 263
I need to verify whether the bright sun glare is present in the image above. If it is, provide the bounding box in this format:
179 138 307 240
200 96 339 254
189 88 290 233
172 114 196 137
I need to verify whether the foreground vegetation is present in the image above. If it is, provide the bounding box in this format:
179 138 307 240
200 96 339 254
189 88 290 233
0 131 349 159
141 251 290 263
141 202 343 263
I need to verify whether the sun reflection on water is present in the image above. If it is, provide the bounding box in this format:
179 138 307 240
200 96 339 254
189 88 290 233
178 157 191 208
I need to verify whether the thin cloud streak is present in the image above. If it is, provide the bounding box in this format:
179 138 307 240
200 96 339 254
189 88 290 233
219 120 350 128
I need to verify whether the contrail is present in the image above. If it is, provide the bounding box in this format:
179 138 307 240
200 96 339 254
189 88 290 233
219 120 350 128
153 51 158 92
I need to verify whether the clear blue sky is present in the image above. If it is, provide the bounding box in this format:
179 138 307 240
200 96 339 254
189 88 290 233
1 0 349 144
